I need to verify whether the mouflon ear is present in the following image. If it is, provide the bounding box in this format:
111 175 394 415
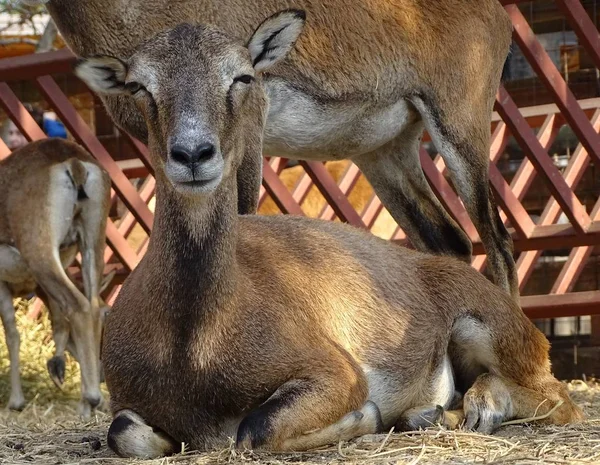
247 9 306 73
75 56 129 95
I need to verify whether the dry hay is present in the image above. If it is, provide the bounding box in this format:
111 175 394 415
1 300 600 464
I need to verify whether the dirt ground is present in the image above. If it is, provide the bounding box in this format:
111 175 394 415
1 303 600 465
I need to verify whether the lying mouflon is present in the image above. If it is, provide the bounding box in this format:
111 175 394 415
76 10 583 459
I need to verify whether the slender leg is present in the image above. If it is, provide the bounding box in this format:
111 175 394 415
0 282 25 410
354 123 472 260
13 165 102 418
410 94 518 301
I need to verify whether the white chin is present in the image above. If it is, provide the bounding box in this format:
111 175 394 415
172 175 222 195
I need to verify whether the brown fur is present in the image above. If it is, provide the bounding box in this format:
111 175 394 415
41 0 517 299
0 138 111 416
75 17 581 459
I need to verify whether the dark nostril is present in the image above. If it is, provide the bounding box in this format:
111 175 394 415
192 143 216 163
170 145 194 165
170 143 216 165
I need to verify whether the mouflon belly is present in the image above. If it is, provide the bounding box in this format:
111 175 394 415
263 80 419 160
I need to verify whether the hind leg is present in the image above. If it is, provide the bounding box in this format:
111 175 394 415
47 300 71 388
410 94 518 301
76 162 111 396
77 162 110 310
12 166 102 417
462 373 582 434
36 286 71 388
107 410 178 459
0 282 25 410
354 123 472 260
450 308 583 433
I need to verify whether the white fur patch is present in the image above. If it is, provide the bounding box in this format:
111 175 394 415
451 316 496 373
75 57 127 95
430 355 456 408
263 80 417 159
362 364 421 428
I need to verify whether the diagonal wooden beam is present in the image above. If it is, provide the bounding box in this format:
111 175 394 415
510 114 558 201
258 157 288 207
121 133 155 175
319 163 362 221
291 162 322 207
495 86 591 234
0 83 46 141
104 220 140 271
505 4 600 168
262 160 305 216
104 178 156 265
488 163 535 238
555 0 600 70
495 114 558 233
516 110 600 291
300 161 366 228
361 195 385 229
551 199 600 295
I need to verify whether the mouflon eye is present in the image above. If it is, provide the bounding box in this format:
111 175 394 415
125 82 145 94
233 75 254 85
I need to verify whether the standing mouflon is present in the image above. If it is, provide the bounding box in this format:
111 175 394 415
0 138 110 417
25 0 518 300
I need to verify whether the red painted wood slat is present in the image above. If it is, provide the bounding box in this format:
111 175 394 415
495 86 591 234
506 5 600 168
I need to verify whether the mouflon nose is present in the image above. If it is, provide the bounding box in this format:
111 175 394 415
170 142 216 166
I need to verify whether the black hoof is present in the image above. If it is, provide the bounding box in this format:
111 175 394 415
396 404 445 431
47 356 66 389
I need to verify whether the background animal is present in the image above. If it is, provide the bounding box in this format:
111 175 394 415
0 138 111 417
76 13 581 459
22 0 517 300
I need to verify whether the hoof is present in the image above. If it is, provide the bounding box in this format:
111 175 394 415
396 404 445 431
108 410 178 458
47 356 66 389
7 396 26 411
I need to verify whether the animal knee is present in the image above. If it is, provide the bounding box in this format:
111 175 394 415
107 410 178 459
